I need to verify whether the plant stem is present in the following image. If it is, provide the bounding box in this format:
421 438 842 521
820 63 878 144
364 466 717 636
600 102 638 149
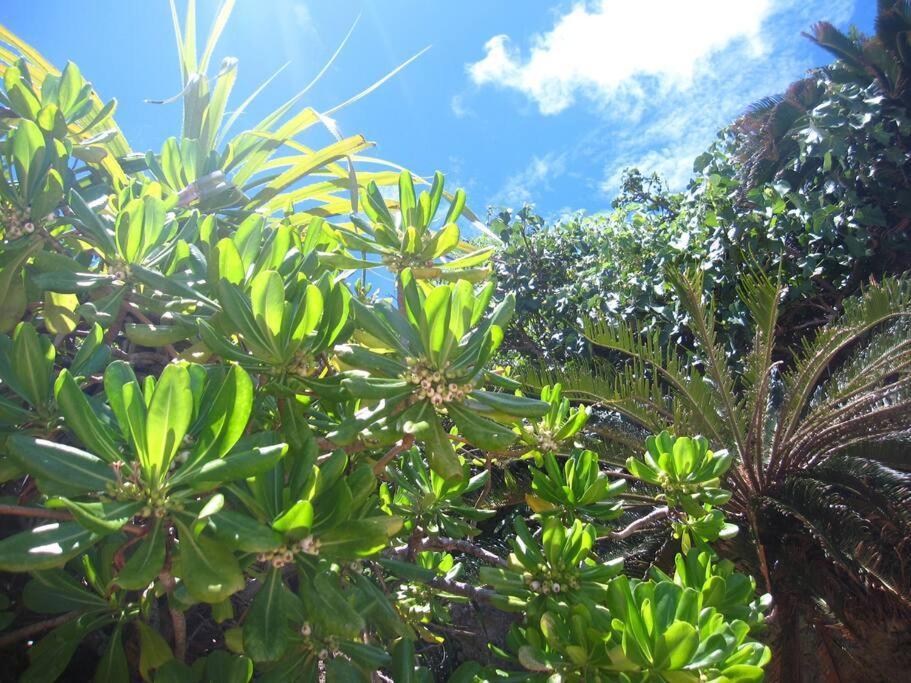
0 504 145 536
600 506 669 540
170 606 187 661
0 611 79 648
416 535 508 568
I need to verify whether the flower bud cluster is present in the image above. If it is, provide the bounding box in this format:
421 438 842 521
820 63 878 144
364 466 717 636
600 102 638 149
287 352 315 379
3 204 35 240
256 545 296 568
657 472 701 495
402 357 473 406
524 571 580 595
297 535 321 555
109 259 131 282
536 430 559 454
380 253 433 273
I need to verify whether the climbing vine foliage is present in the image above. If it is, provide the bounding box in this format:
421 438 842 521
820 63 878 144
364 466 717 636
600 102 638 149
0 3 770 681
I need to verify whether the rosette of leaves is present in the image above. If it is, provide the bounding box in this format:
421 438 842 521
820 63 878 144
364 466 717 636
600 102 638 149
515 384 590 461
12 554 141 683
479 517 623 613
198 268 351 379
29 183 206 305
9 548 254 683
489 574 771 682
625 432 737 546
210 445 403 574
381 448 493 538
320 171 494 282
381 551 468 642
335 270 549 481
525 450 626 526
650 548 772 629
0 322 107 479
0 58 119 243
0 360 286 604
626 432 732 512
242 564 418 681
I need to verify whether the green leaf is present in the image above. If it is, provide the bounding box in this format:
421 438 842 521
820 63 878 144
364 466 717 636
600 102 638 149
113 521 166 590
203 650 253 683
447 402 518 451
206 510 283 553
22 618 97 683
12 118 47 199
95 626 129 683
7 435 116 493
470 390 549 418
12 322 54 409
250 270 285 349
176 443 288 489
0 522 98 572
654 620 698 670
145 364 193 481
54 370 122 463
137 620 174 681
271 499 313 538
52 499 142 535
190 363 254 464
175 522 245 603
243 568 289 662
422 412 463 483
319 517 403 558
104 361 149 467
23 570 108 613
390 638 418 683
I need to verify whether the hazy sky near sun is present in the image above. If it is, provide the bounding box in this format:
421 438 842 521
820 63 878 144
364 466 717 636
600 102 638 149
2 1 876 221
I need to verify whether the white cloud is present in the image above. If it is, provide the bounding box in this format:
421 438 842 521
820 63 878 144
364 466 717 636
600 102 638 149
292 4 313 28
469 1 775 115
494 152 567 206
450 94 474 119
468 0 857 199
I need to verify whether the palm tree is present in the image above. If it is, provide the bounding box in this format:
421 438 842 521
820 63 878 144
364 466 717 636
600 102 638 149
528 269 911 681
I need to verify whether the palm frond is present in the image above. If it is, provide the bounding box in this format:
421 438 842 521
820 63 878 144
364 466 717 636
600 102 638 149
767 456 911 608
665 268 749 462
581 321 729 444
522 358 672 434
774 278 911 452
738 267 784 470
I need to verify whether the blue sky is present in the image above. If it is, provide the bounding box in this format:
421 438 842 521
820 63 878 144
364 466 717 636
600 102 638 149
3 1 875 221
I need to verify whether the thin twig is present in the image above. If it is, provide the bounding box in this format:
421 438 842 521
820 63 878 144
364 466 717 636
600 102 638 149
601 506 670 540
372 435 414 475
170 606 187 661
0 611 79 648
0 504 145 536
397 536 508 568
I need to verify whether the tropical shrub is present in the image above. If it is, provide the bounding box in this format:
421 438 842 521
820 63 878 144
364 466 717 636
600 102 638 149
529 268 911 680
493 3 911 365
0 2 771 682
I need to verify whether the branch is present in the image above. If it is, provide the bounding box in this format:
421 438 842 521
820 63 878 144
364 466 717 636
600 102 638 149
601 506 669 540
0 611 79 648
0 504 146 536
417 536 508 568
424 576 496 605
372 435 414 475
